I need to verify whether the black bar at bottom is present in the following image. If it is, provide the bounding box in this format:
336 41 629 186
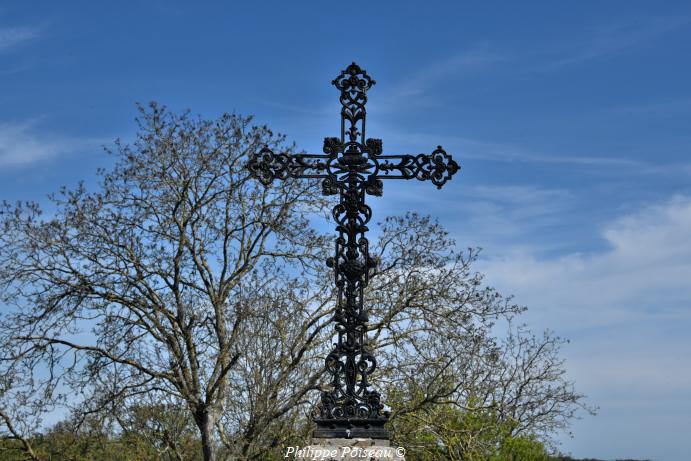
313 417 390 439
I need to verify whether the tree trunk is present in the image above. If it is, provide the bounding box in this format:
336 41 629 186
196 408 217 461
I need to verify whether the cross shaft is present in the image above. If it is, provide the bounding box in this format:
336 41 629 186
248 62 460 439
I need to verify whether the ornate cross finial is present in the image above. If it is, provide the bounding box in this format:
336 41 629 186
248 62 460 439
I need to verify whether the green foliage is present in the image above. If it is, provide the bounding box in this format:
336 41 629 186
0 408 203 461
389 389 551 461
0 430 178 461
491 436 550 461
1 412 652 461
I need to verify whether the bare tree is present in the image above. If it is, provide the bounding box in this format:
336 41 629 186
0 105 591 461
210 213 593 459
113 393 200 461
0 102 329 461
214 262 335 459
366 215 595 456
0 366 41 461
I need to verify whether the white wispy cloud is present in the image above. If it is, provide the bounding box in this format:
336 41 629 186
392 46 505 98
454 184 575 250
0 121 100 167
609 96 691 117
536 16 691 70
481 195 691 328
375 129 651 169
476 195 691 459
380 186 691 457
367 46 505 114
449 138 646 168
372 127 691 181
0 26 39 52
368 179 580 258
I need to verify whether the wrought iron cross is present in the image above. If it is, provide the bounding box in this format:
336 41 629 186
248 62 459 439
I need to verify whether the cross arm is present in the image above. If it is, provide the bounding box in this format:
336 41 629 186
376 145 460 189
248 147 330 185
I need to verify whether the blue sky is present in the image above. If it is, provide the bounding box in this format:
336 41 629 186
2 1 691 460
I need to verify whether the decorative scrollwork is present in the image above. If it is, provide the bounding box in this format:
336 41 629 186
417 146 460 188
377 146 460 188
321 176 339 196
247 62 460 439
365 176 383 197
333 62 375 143
365 138 383 156
247 147 288 185
323 137 344 155
247 147 330 184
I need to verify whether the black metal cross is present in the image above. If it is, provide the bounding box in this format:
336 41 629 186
248 62 459 439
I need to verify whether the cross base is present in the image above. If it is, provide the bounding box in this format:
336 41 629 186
313 417 389 439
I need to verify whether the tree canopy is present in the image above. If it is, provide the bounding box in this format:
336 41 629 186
0 104 592 461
